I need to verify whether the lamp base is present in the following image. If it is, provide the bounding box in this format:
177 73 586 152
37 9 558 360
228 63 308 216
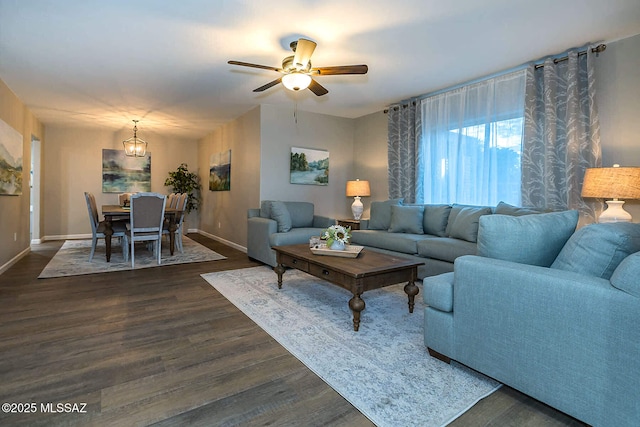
351 196 364 220
598 200 632 223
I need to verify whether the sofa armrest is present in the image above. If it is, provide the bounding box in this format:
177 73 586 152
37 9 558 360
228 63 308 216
312 215 336 228
451 255 640 424
247 216 278 266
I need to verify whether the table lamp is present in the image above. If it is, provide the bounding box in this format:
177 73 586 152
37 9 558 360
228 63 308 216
581 164 640 223
346 179 371 220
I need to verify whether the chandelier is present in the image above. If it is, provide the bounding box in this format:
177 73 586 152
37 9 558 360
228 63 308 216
122 120 147 157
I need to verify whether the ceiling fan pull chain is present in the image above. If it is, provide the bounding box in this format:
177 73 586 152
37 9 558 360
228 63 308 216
294 101 298 124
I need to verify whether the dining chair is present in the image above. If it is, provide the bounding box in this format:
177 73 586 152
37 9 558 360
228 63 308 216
167 193 178 209
163 193 188 253
84 192 126 261
123 192 167 268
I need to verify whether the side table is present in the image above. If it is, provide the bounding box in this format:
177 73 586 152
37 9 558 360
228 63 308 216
337 219 361 230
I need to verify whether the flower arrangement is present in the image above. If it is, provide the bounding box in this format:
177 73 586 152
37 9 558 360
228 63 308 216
322 224 351 248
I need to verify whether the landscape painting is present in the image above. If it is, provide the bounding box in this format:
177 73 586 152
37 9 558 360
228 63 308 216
0 119 23 195
209 149 231 191
102 149 151 193
290 147 329 186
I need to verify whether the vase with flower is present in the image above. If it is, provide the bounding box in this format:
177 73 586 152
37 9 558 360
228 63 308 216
322 224 351 251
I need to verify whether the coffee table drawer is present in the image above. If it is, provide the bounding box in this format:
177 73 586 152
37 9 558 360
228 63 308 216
279 253 309 272
309 264 350 287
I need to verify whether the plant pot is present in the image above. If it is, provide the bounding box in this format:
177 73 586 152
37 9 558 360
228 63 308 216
329 241 345 251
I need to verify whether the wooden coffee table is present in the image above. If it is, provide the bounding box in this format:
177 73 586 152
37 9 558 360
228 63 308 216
273 244 423 331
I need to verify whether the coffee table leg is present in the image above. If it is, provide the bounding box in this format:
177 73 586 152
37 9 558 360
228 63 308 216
349 294 365 331
404 281 419 313
274 264 285 289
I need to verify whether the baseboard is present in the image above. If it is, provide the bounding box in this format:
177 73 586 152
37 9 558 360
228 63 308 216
0 246 31 275
195 229 247 253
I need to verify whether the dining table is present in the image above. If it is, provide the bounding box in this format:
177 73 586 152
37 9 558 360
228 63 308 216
101 204 184 262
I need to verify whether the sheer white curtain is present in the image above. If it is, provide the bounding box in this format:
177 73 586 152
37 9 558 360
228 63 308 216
421 70 526 205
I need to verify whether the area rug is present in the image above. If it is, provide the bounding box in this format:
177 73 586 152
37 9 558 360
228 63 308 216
201 266 501 427
38 236 226 278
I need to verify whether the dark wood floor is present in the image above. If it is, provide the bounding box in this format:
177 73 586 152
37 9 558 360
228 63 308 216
0 234 586 426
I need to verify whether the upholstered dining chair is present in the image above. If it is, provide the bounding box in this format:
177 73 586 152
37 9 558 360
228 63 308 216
167 193 178 209
84 192 127 261
163 193 188 253
123 192 167 268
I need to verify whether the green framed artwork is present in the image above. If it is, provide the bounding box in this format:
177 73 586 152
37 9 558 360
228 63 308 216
0 119 23 196
290 146 329 186
102 149 151 193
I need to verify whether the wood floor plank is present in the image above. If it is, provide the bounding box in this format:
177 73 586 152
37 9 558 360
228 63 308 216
0 234 586 426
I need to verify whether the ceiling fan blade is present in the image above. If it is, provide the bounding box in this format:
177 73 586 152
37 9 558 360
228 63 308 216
253 77 282 92
293 38 317 70
311 65 368 75
308 78 328 96
228 60 283 73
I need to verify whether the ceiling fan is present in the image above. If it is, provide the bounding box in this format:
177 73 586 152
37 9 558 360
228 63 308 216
228 38 368 96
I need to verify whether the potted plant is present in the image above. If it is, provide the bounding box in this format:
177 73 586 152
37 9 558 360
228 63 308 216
164 163 201 214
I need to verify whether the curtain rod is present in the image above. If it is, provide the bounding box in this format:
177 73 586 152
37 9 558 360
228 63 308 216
384 43 607 113
534 43 606 69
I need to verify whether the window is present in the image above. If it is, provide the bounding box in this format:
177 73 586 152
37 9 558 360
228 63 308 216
421 70 525 206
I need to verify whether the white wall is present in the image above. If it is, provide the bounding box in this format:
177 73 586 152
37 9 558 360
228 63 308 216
596 33 640 221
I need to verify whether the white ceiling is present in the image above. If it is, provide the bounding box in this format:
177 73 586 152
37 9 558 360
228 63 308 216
1 0 639 139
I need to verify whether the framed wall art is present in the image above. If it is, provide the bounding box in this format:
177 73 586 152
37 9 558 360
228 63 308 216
0 119 23 195
102 149 151 193
209 149 231 191
290 146 329 186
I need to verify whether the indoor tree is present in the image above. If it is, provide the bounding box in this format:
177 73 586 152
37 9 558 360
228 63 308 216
164 163 201 214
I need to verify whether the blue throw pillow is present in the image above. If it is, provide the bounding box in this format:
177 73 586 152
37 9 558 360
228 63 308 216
368 198 403 230
610 251 640 297
270 201 292 233
447 206 492 243
551 222 640 279
495 201 544 216
423 204 452 236
388 205 425 234
477 210 579 267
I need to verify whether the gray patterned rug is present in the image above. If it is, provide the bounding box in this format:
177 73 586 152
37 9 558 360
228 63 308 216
201 266 501 427
38 236 226 278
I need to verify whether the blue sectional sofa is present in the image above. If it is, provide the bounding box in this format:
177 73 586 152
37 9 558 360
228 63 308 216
424 213 640 427
247 200 335 267
350 199 542 279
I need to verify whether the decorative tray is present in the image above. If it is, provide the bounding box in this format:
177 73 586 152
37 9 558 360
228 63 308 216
310 244 364 258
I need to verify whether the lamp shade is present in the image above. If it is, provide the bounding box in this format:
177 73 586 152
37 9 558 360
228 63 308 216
346 180 371 197
581 167 640 199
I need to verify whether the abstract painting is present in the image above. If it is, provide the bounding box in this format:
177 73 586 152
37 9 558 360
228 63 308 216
290 146 329 185
209 149 231 191
0 119 23 195
102 149 151 193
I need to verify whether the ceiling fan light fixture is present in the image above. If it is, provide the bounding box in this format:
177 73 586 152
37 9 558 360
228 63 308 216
282 72 311 91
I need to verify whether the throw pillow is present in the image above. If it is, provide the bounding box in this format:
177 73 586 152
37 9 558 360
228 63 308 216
495 201 544 216
368 198 403 230
423 204 452 236
551 222 640 280
610 251 640 297
388 205 425 234
477 210 579 267
447 206 493 242
269 201 292 233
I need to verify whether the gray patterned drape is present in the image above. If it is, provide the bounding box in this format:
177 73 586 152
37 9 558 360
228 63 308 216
387 101 423 203
522 47 602 224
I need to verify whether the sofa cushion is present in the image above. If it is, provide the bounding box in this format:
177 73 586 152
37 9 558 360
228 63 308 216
610 251 640 297
368 198 403 230
446 206 492 243
270 228 325 247
495 201 544 216
551 222 640 280
423 272 455 312
284 201 315 228
423 204 452 237
388 205 424 234
416 237 478 263
269 201 292 232
477 210 579 267
350 230 423 254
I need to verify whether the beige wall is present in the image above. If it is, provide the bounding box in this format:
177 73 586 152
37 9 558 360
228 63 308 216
0 79 44 270
198 106 261 249
596 33 640 222
42 125 198 239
